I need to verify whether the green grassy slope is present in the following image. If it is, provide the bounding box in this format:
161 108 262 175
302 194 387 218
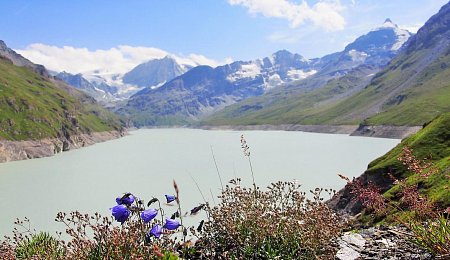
365 112 450 207
365 49 450 125
0 56 123 141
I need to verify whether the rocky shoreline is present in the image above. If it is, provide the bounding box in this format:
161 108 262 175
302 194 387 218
0 130 126 163
350 125 422 139
197 124 421 139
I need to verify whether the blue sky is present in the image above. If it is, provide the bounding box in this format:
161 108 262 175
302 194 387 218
0 0 448 73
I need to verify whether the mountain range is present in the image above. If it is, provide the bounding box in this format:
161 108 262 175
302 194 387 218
54 56 201 102
115 19 414 126
116 49 319 125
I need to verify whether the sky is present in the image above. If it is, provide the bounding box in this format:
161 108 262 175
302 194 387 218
0 0 448 75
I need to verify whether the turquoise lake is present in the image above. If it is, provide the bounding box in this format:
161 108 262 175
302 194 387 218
0 129 400 236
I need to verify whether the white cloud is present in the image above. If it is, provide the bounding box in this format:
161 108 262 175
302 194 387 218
228 0 346 31
15 44 228 75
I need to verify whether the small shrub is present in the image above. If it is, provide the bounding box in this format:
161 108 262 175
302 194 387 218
15 231 63 259
409 213 450 256
197 180 344 259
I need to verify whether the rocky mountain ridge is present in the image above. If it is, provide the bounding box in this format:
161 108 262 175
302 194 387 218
0 40 48 77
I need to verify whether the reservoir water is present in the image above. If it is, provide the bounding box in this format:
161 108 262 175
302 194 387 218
0 129 399 236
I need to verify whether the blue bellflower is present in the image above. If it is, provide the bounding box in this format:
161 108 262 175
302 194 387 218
141 208 158 223
116 194 135 205
111 204 130 224
149 224 163 238
163 218 180 230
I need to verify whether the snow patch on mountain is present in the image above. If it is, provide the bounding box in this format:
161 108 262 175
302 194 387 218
150 81 167 90
390 28 412 51
287 69 317 80
227 63 261 82
268 55 275 66
265 74 284 88
83 71 132 95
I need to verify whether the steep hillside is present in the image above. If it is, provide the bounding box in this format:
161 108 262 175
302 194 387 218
329 112 450 217
0 55 123 141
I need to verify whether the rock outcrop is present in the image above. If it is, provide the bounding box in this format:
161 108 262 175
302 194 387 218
0 130 125 163
335 226 433 260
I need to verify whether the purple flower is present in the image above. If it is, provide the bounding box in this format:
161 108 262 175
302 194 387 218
165 194 176 203
111 204 130 224
116 194 135 205
149 224 162 238
163 218 180 230
141 208 158 223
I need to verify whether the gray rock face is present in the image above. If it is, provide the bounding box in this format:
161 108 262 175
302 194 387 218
0 131 125 163
405 1 450 54
336 233 366 260
123 56 188 88
0 40 48 77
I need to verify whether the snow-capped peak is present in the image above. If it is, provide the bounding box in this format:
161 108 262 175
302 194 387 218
372 18 413 51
